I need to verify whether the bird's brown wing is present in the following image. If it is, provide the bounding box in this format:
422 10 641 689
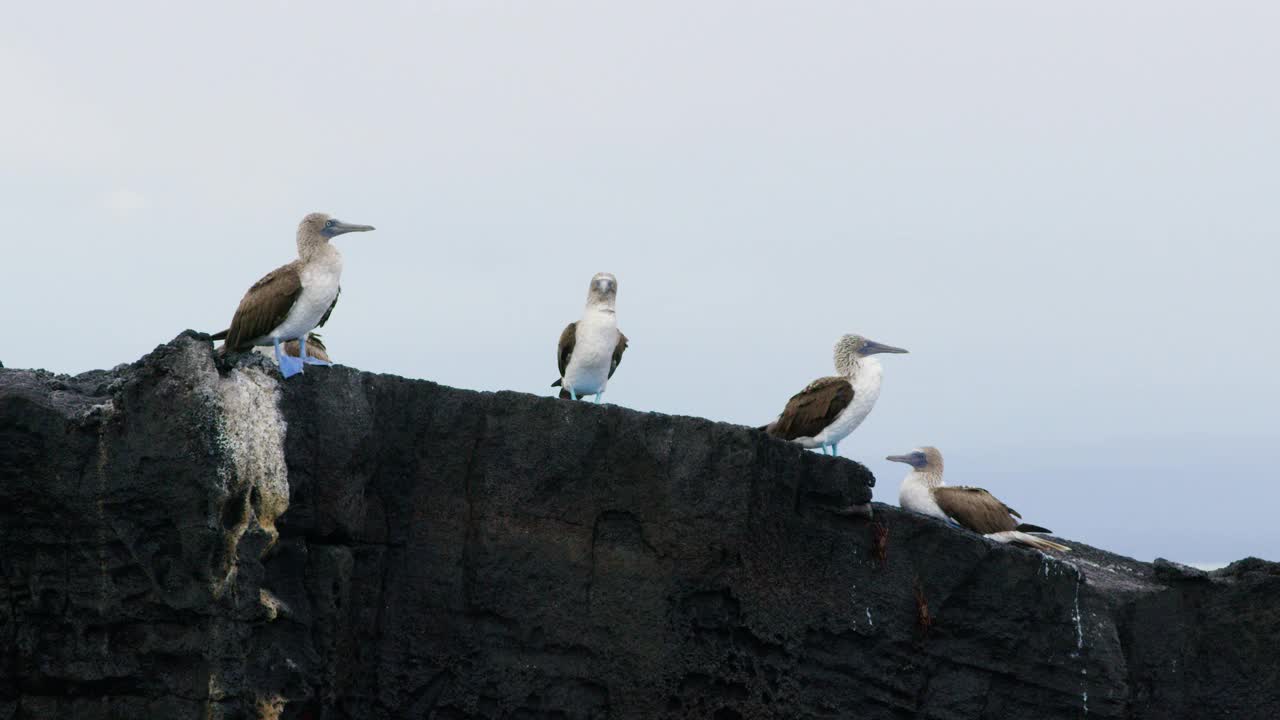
318 287 340 328
609 330 628 379
933 486 1020 534
223 263 303 352
766 376 855 440
551 322 577 387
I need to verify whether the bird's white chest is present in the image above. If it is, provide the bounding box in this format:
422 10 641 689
272 253 343 341
814 359 883 444
899 476 948 521
563 311 619 395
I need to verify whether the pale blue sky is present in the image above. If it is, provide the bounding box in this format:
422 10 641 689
2 1 1277 564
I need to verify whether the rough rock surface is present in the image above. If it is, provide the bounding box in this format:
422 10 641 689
1 333 1277 719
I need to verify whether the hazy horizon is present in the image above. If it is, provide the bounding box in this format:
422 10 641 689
3 1 1277 565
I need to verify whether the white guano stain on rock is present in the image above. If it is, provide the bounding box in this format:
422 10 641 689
1071 566 1089 715
211 367 289 596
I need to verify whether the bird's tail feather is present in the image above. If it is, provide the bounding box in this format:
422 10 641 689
1016 523 1053 534
551 379 562 387
985 531 1071 553
208 329 229 341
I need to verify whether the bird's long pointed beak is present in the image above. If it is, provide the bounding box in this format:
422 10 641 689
885 454 913 464
330 221 376 236
861 340 908 356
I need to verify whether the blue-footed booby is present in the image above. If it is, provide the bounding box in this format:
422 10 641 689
209 213 373 378
890 447 1071 552
762 334 907 455
551 272 628 402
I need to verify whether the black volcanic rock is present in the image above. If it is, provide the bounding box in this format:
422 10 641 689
1 334 1277 719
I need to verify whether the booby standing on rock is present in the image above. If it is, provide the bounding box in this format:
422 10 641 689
762 334 907 455
209 213 373 378
552 272 628 402
890 446 1071 552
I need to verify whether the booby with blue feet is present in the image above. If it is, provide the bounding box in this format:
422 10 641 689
552 272 628 402
762 334 907 456
890 446 1070 552
209 212 373 378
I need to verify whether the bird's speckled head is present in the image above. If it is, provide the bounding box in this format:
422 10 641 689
298 212 333 238
296 212 376 258
833 334 908 373
886 446 943 472
586 272 618 308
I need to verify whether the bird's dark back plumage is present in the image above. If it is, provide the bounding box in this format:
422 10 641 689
766 376 855 440
933 486 1020 534
222 262 304 352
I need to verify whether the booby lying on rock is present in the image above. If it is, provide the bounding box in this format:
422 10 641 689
552 272 628 402
209 212 373 378
890 447 1070 552
254 333 330 365
762 334 907 455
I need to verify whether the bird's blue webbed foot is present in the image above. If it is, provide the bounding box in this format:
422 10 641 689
569 389 578 401
831 442 840 457
593 392 603 404
299 335 331 366
274 338 304 379
279 355 305 377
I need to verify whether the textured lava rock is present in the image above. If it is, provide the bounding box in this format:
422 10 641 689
1 334 1277 719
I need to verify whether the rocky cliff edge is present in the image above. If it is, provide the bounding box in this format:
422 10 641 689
1 333 1277 719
